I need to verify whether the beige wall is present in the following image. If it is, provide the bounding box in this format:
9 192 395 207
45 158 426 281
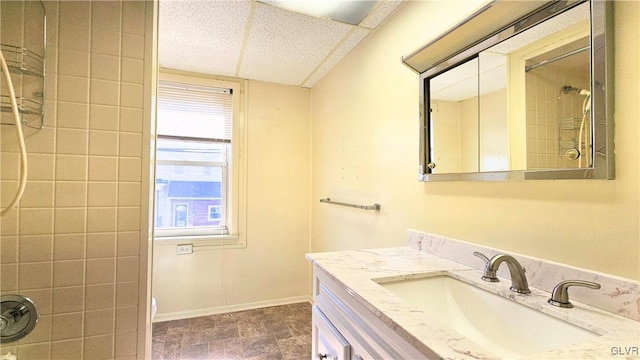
459 96 479 173
0 1 150 359
430 100 462 173
479 89 508 171
311 1 640 280
432 90 505 174
152 80 311 319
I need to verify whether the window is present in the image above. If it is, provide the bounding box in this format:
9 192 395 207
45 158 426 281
208 205 222 221
154 72 246 245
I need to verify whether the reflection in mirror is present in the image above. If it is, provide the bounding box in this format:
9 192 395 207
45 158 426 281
429 2 590 174
506 2 591 171
525 37 591 170
429 58 478 174
414 0 612 181
479 50 508 171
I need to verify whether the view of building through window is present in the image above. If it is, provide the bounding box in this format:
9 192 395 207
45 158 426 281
154 78 234 237
155 138 228 232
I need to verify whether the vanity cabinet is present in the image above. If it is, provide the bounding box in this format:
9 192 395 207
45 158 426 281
311 263 429 360
312 306 350 360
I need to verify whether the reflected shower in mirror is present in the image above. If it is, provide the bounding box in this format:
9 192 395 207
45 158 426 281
525 38 591 170
427 2 591 174
407 0 613 181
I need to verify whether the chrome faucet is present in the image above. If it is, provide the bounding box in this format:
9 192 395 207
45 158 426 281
473 252 531 294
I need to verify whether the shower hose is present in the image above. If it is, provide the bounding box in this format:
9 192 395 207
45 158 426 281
0 50 28 216
578 94 591 169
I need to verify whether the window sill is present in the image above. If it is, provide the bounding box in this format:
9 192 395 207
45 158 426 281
153 234 246 249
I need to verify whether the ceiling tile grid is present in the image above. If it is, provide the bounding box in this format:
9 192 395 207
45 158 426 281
237 2 353 86
159 0 404 88
360 0 403 29
303 27 371 88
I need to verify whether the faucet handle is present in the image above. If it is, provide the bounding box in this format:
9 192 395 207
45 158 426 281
548 280 601 308
473 251 499 282
472 251 490 266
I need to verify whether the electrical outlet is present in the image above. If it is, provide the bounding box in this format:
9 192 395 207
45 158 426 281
176 244 193 255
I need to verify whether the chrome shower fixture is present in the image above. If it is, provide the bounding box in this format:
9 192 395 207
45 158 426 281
0 294 38 343
562 85 590 96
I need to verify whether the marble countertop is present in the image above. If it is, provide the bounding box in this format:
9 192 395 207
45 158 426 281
306 247 640 359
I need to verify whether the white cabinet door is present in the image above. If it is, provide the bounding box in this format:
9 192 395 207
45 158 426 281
312 306 350 360
313 264 430 360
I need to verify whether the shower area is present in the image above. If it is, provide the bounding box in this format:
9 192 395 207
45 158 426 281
1 0 47 350
524 37 592 170
1 1 152 359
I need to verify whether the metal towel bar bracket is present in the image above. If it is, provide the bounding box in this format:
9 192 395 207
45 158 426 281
320 198 381 211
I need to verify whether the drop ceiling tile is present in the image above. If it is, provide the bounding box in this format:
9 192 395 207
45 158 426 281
303 27 371 88
238 3 353 86
360 0 403 29
158 1 251 76
260 0 380 26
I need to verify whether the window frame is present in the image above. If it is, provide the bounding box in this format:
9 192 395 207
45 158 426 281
153 70 247 248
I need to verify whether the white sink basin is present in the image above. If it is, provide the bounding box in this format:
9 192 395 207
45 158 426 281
378 275 599 358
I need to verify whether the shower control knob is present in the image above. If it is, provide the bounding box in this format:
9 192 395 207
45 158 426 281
565 148 580 160
0 294 38 343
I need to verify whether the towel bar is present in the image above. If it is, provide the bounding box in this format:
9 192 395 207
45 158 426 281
320 198 380 211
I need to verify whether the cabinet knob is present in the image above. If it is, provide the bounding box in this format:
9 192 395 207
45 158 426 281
317 353 328 360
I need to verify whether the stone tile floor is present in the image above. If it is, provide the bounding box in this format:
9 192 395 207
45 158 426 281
152 302 312 360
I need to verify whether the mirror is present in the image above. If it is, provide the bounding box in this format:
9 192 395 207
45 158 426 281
405 0 614 181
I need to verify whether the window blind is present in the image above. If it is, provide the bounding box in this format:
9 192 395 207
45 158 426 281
157 80 233 142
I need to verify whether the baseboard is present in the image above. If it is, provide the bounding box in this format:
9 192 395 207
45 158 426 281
153 295 312 323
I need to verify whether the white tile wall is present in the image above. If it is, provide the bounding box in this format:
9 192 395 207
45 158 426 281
525 64 590 169
0 1 148 358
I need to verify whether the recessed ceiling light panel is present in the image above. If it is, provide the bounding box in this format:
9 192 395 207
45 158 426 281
258 0 380 26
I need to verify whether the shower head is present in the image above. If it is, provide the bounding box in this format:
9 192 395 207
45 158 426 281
562 85 590 96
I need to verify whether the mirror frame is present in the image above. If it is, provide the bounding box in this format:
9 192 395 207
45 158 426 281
404 0 614 181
